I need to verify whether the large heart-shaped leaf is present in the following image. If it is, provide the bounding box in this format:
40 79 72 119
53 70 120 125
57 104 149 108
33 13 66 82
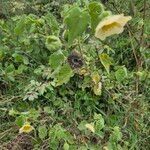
88 2 104 32
64 6 90 44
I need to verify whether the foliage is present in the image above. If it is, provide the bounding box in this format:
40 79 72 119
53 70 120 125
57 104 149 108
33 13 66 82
0 0 150 149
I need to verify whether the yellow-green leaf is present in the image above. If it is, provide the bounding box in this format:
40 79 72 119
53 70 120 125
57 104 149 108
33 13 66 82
91 72 100 84
99 53 112 74
93 82 102 96
85 123 95 133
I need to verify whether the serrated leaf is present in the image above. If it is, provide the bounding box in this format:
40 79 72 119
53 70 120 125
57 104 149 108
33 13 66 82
55 63 74 86
38 125 47 140
17 64 28 74
28 109 40 120
94 113 105 131
9 108 19 116
14 15 27 35
44 106 51 114
45 35 62 51
49 140 59 149
109 126 122 142
99 53 112 74
24 91 38 101
49 51 65 70
64 6 90 44
115 67 127 82
5 64 15 73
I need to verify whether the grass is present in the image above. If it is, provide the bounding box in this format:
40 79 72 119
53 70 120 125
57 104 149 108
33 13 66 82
0 0 150 149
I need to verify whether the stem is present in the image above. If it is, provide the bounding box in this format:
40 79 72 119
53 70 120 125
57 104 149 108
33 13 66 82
129 31 139 94
78 37 84 58
129 31 139 67
78 37 89 69
138 0 147 68
140 0 146 46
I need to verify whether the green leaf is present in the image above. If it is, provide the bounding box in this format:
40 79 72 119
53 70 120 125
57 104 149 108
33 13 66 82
16 64 28 74
78 146 88 150
55 63 74 86
7 75 15 82
109 126 122 142
88 2 104 32
99 53 112 74
105 142 114 150
38 83 47 95
23 56 29 65
15 116 26 127
44 106 53 114
98 11 111 22
49 140 59 150
93 82 102 96
45 13 59 35
49 124 71 141
12 53 29 65
49 51 65 70
38 125 47 140
14 15 27 35
0 49 5 61
9 108 19 116
63 142 69 150
45 35 62 51
24 91 38 101
94 113 105 131
28 109 40 120
115 67 127 82
5 64 15 73
78 120 88 131
64 6 90 44
12 53 23 62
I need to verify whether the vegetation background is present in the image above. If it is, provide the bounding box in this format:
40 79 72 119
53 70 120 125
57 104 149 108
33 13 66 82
0 0 149 150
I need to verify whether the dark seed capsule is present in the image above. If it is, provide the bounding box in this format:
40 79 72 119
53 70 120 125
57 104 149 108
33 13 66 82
67 51 84 69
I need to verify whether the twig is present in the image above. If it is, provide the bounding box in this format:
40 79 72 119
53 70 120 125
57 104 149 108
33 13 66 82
78 37 89 69
129 31 139 94
128 31 139 68
0 95 22 105
138 0 147 68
